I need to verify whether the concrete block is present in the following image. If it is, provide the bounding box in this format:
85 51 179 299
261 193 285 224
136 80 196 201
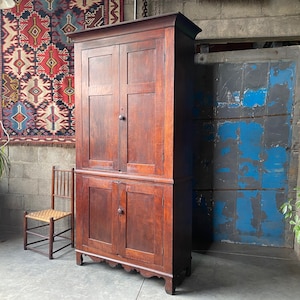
9 163 24 179
0 207 9 228
8 209 24 231
0 195 24 210
8 178 38 195
37 147 75 168
184 1 221 20
262 0 300 16
124 3 134 20
220 1 263 18
161 0 184 14
38 178 52 196
196 15 300 41
23 194 49 211
8 145 38 163
23 163 51 180
147 0 162 16
0 178 9 193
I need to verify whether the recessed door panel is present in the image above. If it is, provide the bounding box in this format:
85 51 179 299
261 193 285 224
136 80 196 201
89 186 112 243
88 95 118 169
127 93 155 166
118 182 164 265
81 45 119 170
80 175 117 254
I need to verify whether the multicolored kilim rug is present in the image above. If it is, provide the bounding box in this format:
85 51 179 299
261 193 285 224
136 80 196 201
0 0 123 145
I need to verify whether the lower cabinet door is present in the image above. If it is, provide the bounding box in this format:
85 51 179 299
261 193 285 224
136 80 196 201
77 175 118 254
76 174 166 267
117 181 164 266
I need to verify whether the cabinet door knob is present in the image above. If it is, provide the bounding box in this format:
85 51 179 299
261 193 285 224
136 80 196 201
118 207 124 214
118 115 125 120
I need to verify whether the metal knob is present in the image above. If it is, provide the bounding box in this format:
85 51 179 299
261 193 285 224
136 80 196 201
118 207 124 215
119 115 125 120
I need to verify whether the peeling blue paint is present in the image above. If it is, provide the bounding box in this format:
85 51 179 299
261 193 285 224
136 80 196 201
269 62 295 113
262 147 287 189
236 192 256 234
213 201 228 227
213 200 233 241
217 167 230 173
239 162 260 188
239 122 263 161
221 146 231 156
269 63 295 90
261 191 285 244
217 122 238 141
243 88 267 107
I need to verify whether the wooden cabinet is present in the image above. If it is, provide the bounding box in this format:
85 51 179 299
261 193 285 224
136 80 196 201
70 13 201 294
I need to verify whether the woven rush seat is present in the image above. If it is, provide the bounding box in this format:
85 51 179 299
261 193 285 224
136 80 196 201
26 209 72 222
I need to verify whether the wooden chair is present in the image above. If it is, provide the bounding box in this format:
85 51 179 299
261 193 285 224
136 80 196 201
24 166 75 259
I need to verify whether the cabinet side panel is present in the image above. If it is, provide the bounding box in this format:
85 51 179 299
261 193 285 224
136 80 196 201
173 29 195 179
74 43 84 169
173 180 193 274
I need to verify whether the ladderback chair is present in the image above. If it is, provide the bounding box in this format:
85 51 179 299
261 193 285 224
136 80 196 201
24 166 75 259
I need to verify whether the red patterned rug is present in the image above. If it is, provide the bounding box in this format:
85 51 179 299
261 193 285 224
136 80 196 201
0 0 123 145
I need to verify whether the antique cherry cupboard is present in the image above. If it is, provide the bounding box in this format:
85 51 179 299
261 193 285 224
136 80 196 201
69 13 201 294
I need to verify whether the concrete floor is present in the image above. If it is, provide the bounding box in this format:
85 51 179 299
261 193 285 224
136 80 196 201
1 233 300 300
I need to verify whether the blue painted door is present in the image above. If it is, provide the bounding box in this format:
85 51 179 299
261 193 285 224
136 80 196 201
193 54 297 248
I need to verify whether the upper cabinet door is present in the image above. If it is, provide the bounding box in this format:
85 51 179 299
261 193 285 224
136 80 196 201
80 45 120 171
78 34 167 176
119 38 165 175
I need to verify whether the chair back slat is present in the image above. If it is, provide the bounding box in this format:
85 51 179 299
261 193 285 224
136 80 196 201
51 167 74 211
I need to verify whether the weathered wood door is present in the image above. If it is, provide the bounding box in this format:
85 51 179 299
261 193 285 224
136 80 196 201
193 46 299 248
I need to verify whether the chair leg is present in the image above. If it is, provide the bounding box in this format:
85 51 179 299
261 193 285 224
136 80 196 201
49 218 54 259
24 211 28 250
71 215 74 248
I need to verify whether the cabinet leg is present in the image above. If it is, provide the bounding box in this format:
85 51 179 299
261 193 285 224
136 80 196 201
164 277 175 295
76 252 83 265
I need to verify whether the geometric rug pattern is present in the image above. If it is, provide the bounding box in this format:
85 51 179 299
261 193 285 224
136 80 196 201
1 0 123 145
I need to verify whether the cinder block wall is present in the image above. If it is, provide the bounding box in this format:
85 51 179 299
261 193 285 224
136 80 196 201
124 0 300 41
0 145 75 234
